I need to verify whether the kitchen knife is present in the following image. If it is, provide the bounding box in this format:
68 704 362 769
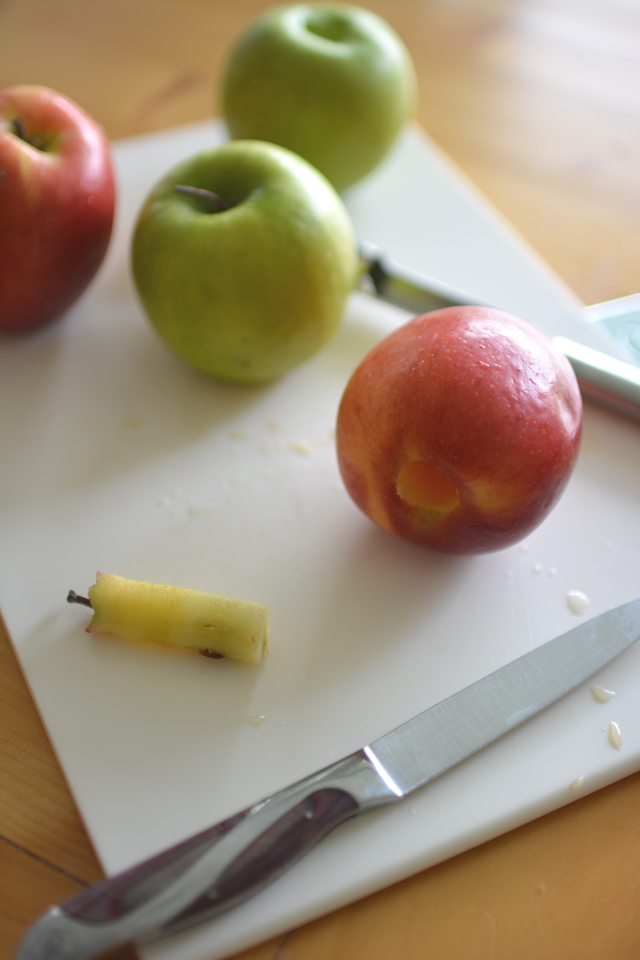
17 598 640 960
358 241 640 422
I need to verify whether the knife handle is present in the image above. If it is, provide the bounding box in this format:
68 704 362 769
16 750 400 960
69 788 357 927
161 787 358 930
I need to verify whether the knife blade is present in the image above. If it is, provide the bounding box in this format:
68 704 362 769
358 241 640 422
17 598 640 960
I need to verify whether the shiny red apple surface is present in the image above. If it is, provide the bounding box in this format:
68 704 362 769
336 306 583 554
0 86 115 333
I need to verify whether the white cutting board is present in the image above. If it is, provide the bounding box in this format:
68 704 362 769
2 120 640 960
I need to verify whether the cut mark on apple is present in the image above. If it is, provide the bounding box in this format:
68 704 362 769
396 460 460 515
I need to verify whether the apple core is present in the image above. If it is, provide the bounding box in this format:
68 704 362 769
396 460 460 514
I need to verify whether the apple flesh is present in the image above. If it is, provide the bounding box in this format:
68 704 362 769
131 139 358 383
82 573 269 664
336 307 583 554
222 4 417 192
0 85 115 333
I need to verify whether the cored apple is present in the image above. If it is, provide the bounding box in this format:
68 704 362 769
336 306 583 554
0 85 115 333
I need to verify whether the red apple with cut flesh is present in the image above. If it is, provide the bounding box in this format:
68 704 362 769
0 86 115 333
336 306 583 554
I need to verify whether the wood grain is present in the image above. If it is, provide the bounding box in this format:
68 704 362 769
1 2 640 959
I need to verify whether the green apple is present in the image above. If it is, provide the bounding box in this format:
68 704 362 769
221 4 417 192
131 139 358 382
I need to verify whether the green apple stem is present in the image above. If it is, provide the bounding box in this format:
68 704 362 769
173 184 231 213
11 116 43 149
67 589 92 608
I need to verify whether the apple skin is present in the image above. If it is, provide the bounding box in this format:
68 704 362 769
336 307 583 555
0 86 115 333
221 4 417 192
131 139 358 383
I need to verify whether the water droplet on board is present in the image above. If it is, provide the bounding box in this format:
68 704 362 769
608 721 622 750
566 590 590 615
246 715 266 726
591 685 615 703
570 777 585 790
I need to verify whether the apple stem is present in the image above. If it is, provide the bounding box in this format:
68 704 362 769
67 590 92 608
11 116 43 149
173 184 230 213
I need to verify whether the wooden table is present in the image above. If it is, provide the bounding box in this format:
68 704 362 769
2 2 640 958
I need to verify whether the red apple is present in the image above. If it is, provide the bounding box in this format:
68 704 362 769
336 306 583 554
0 85 115 333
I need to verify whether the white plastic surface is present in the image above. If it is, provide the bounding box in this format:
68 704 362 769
1 121 640 960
